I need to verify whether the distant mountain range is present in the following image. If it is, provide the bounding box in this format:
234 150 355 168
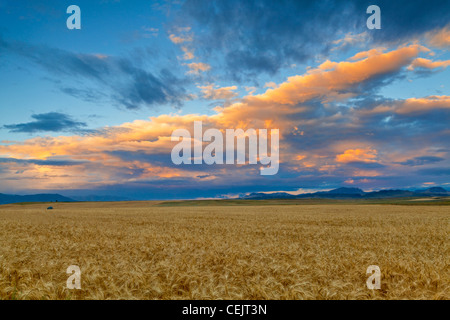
0 193 76 205
0 193 133 204
241 187 449 200
0 187 448 204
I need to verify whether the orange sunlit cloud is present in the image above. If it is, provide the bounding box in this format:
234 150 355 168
407 57 450 71
336 148 378 164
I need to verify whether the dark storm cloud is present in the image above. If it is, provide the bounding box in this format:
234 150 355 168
176 0 450 79
366 0 450 44
3 112 87 133
0 37 187 109
340 161 386 169
397 156 445 166
0 157 86 166
177 0 360 78
417 168 450 176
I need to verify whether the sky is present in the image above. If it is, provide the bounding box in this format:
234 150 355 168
0 0 449 199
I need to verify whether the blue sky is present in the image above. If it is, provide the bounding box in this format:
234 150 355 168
0 0 449 199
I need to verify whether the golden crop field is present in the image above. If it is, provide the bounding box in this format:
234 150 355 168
0 201 448 300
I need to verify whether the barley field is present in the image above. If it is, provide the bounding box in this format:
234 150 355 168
0 201 448 300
